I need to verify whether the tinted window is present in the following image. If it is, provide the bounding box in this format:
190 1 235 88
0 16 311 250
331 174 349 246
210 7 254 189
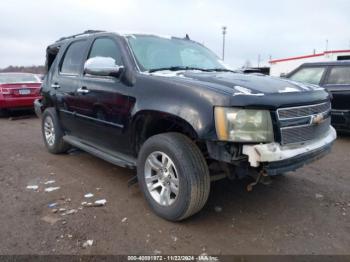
289 67 325 85
60 41 87 75
326 66 350 85
88 38 122 65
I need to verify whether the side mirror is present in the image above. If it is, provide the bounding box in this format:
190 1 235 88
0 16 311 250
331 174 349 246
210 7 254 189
84 57 124 78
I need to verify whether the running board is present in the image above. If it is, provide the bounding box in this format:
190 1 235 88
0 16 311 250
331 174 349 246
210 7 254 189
63 135 136 169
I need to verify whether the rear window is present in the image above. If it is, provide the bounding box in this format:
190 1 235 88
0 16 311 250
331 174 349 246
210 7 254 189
289 67 325 85
0 73 40 84
60 40 87 75
326 66 350 85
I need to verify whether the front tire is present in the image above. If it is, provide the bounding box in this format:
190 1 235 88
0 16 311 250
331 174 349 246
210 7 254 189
42 108 70 154
137 133 210 221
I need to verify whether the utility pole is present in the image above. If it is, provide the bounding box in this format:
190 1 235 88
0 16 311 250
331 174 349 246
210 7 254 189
325 39 328 51
222 26 227 60
257 54 261 68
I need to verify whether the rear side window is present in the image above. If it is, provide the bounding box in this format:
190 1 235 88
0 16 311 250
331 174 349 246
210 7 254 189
88 38 122 65
60 41 87 75
289 67 325 85
326 66 350 85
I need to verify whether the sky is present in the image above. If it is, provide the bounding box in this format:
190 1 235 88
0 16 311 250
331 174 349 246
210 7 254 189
0 0 349 69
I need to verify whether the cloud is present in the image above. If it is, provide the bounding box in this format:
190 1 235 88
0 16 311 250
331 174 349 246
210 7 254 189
0 0 349 68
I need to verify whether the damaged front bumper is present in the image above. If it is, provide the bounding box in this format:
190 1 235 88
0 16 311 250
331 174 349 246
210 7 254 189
242 127 337 175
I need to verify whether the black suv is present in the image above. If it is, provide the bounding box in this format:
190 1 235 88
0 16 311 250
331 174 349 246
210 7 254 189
35 30 336 221
286 61 350 132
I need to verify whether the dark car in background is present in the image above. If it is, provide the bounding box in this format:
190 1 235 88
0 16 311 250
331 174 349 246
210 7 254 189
286 61 350 132
0 72 42 116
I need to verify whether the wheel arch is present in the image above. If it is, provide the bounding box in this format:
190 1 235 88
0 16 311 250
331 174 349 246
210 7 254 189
130 110 200 155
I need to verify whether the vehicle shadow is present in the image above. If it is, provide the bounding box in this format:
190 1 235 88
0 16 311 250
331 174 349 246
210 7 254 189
0 109 36 119
182 173 323 225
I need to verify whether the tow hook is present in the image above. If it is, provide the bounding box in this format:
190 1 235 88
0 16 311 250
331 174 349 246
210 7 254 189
246 170 271 192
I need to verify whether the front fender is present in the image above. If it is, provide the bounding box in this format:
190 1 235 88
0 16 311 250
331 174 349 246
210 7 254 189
130 74 230 140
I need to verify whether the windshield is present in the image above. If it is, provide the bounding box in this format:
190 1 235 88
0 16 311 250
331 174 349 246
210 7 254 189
127 35 227 72
0 73 41 84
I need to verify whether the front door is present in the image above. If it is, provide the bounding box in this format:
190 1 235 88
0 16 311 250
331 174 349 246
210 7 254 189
75 37 132 153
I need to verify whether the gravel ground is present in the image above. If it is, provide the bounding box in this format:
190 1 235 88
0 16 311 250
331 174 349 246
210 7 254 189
0 114 349 255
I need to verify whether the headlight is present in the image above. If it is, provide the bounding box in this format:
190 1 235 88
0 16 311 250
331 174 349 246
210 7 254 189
214 107 274 142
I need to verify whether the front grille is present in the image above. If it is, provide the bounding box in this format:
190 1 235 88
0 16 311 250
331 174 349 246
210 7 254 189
280 118 330 144
277 102 331 145
277 102 331 119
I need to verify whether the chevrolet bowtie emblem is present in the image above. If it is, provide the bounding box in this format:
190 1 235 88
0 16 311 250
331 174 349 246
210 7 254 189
310 113 325 125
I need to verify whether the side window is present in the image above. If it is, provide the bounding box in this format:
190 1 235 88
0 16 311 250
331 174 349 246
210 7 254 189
60 41 87 75
326 67 350 85
289 67 325 85
88 38 122 65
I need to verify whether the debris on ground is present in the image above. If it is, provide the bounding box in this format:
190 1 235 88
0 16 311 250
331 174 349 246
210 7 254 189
315 193 324 199
121 217 128 223
153 249 162 255
82 240 94 248
146 234 151 243
214 206 223 213
59 208 67 213
52 209 58 213
44 180 56 185
84 193 94 198
61 209 78 216
26 185 38 190
44 187 60 192
171 235 178 242
94 199 107 206
48 203 58 208
41 215 61 225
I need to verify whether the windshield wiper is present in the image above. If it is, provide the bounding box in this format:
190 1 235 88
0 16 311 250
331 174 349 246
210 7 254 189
148 66 211 73
206 68 237 73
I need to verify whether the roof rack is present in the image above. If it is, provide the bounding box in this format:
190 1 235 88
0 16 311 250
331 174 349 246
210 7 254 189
56 30 105 42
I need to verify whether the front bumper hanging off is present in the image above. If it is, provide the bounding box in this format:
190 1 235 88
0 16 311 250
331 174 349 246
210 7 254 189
242 127 337 176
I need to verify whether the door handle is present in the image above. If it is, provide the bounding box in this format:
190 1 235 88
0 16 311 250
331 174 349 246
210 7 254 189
77 87 90 94
51 83 60 89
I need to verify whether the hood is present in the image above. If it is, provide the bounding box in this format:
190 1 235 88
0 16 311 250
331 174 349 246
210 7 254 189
181 71 324 95
149 71 330 108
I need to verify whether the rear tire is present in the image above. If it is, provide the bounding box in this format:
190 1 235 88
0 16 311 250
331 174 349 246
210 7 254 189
137 133 210 221
42 108 70 154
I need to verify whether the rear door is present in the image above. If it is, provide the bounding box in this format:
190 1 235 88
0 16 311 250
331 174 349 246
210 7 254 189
77 36 132 153
51 39 89 137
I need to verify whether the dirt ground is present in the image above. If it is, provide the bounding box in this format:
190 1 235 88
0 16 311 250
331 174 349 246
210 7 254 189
0 113 349 255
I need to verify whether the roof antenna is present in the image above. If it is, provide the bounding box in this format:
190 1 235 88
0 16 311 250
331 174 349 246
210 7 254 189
185 34 190 40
